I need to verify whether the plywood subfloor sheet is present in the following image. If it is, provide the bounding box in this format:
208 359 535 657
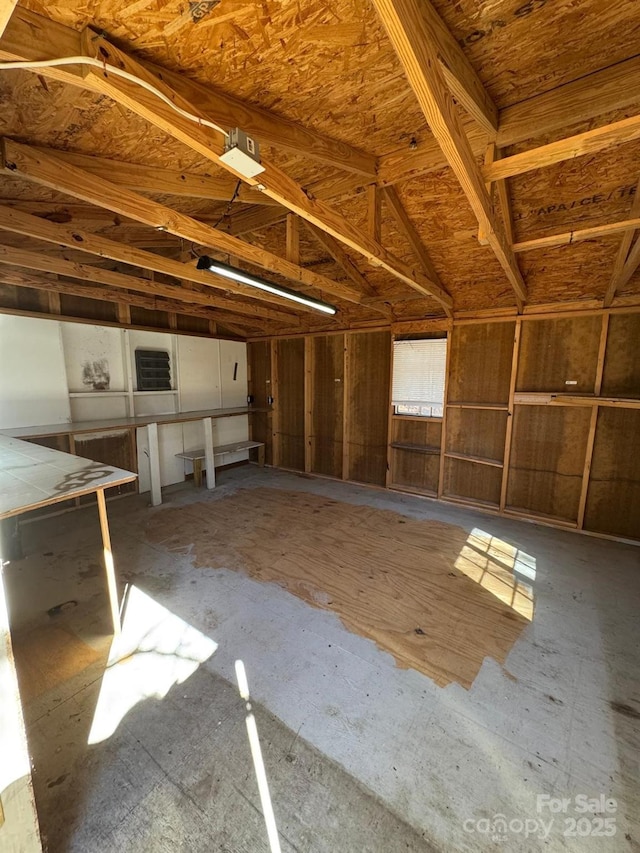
146 488 532 689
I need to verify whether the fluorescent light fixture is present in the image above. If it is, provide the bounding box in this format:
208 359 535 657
196 256 337 315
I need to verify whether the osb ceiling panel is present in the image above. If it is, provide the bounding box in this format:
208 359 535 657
0 0 639 333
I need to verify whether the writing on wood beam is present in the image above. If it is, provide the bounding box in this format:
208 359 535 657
0 7 376 179
75 32 451 314
603 176 640 307
513 217 640 253
35 148 280 206
0 207 298 325
0 243 297 326
380 186 447 294
371 0 526 307
0 140 364 309
0 267 265 333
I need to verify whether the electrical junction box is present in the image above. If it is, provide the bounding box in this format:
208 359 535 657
219 128 265 178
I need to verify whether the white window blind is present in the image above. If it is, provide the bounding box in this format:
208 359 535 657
392 338 447 418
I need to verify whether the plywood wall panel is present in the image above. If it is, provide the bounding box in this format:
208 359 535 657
507 406 591 521
446 408 508 463
443 458 502 506
517 316 601 393
247 341 272 465
584 408 640 539
601 313 640 399
448 322 515 404
390 418 442 493
276 338 305 472
310 334 344 479
74 430 137 498
346 331 391 486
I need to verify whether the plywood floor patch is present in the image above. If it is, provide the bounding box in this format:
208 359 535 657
146 488 533 689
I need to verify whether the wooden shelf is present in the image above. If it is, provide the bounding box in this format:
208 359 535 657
392 414 443 423
446 402 509 411
514 392 640 409
69 391 128 398
390 442 441 454
444 451 503 468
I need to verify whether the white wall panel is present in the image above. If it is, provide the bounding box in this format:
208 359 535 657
177 336 221 412
61 325 125 393
220 340 248 407
0 316 70 429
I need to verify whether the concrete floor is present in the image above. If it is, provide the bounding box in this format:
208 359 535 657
5 465 640 852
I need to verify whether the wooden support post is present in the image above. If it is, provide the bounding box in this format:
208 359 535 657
270 339 281 468
367 185 382 244
577 313 609 528
342 333 351 481
146 421 162 506
500 318 522 511
47 290 61 315
385 334 396 488
96 487 121 635
116 303 131 325
203 417 215 489
304 336 313 473
286 214 300 265
437 330 453 498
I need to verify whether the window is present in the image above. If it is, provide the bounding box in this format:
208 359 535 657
392 338 447 418
135 349 171 391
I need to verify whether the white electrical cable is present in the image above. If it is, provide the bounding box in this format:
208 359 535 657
0 56 229 138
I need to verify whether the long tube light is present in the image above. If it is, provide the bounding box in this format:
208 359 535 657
196 256 337 315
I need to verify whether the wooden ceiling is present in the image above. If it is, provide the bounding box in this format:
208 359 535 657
0 0 639 338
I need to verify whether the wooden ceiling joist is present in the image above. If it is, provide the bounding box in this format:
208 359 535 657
0 243 296 326
371 0 526 307
0 267 265 333
513 217 640 253
0 140 366 309
34 149 279 205
483 114 640 183
379 55 640 189
0 6 375 179
412 0 498 136
0 207 297 325
75 33 450 313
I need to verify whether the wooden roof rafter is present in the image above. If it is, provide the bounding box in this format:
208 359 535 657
0 6 375 179
0 140 371 311
0 10 453 315
370 0 527 308
0 266 268 335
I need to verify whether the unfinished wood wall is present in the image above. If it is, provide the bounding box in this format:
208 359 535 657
250 309 640 542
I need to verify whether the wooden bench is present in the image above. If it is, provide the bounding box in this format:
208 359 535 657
176 440 265 487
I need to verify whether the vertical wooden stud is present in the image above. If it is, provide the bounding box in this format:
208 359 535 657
286 214 300 265
342 332 351 481
304 336 313 473
367 185 381 244
577 313 610 528
270 339 281 468
385 333 396 488
203 417 216 489
499 318 522 511
437 329 453 498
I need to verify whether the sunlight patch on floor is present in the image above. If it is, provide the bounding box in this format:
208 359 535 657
455 528 535 620
88 584 217 744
